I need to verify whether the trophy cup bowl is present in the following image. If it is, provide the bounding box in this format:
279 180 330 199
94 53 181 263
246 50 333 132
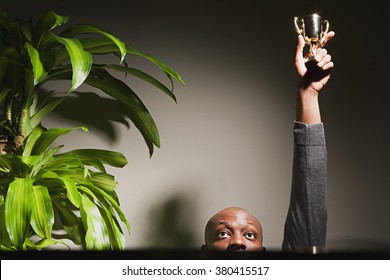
294 13 329 57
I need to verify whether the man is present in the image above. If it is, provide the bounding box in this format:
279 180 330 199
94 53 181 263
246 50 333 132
201 31 335 252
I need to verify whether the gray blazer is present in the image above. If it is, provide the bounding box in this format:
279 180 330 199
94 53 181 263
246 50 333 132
282 121 328 252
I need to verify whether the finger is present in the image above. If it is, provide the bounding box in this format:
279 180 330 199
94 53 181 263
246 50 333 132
314 48 328 63
295 35 307 76
295 35 305 64
320 31 335 47
322 61 334 71
317 54 332 68
320 54 332 65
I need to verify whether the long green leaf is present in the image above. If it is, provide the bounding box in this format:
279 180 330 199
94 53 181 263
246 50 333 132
30 97 70 129
20 155 39 170
78 185 124 249
25 42 47 85
47 153 105 174
41 156 85 172
54 200 85 245
90 172 117 193
86 70 159 156
62 149 128 168
30 145 63 178
0 204 12 247
99 204 124 250
0 154 30 178
0 10 12 31
5 178 34 249
0 88 11 105
28 91 39 118
104 64 177 103
34 11 68 47
25 237 70 250
22 69 35 136
38 66 72 86
32 126 88 155
20 18 33 43
127 45 185 86
79 183 130 234
23 126 44 156
77 37 185 86
40 171 81 208
60 24 126 63
61 175 81 208
30 185 54 238
54 36 92 92
80 38 125 56
80 194 110 250
0 154 15 172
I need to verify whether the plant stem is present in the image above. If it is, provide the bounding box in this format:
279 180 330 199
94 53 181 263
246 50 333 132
5 92 13 124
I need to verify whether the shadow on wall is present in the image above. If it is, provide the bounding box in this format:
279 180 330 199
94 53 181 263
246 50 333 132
48 90 130 142
145 194 199 249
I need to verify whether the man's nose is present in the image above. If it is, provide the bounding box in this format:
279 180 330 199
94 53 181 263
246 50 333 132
227 235 246 251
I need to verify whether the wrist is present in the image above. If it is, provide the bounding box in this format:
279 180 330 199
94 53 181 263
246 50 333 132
298 84 319 98
296 87 321 124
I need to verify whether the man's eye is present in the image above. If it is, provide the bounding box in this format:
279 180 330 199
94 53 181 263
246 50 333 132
217 231 229 239
245 232 256 239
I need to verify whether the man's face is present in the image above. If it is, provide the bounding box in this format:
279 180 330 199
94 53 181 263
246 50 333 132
203 207 263 251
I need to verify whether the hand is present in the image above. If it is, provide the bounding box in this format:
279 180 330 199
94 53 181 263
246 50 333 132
295 31 335 93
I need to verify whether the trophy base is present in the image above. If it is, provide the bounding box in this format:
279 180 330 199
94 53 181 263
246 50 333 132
307 55 315 61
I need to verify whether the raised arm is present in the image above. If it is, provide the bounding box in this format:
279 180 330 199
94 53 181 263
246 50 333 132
295 31 335 124
282 32 335 252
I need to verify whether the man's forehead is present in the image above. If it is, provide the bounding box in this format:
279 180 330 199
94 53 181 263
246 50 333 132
211 209 257 224
215 219 256 227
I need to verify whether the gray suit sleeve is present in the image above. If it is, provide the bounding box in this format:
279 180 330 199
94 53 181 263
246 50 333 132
282 121 328 252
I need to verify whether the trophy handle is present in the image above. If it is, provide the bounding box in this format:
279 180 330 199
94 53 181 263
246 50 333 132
320 20 329 46
294 17 303 35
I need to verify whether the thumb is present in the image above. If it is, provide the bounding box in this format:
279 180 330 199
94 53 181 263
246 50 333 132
295 35 306 76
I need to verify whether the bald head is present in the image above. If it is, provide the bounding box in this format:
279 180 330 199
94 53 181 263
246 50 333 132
202 207 264 251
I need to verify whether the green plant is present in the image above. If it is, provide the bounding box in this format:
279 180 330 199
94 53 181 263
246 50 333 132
0 10 184 250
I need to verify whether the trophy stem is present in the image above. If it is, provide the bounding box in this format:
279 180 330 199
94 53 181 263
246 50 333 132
309 44 317 57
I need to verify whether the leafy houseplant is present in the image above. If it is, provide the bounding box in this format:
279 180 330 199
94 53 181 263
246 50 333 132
0 10 184 250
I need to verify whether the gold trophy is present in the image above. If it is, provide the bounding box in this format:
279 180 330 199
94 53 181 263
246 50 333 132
294 13 329 58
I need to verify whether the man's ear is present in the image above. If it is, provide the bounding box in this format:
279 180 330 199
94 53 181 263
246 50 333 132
201 244 207 251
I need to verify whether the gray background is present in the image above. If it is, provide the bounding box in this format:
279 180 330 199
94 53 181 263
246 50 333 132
3 0 390 252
